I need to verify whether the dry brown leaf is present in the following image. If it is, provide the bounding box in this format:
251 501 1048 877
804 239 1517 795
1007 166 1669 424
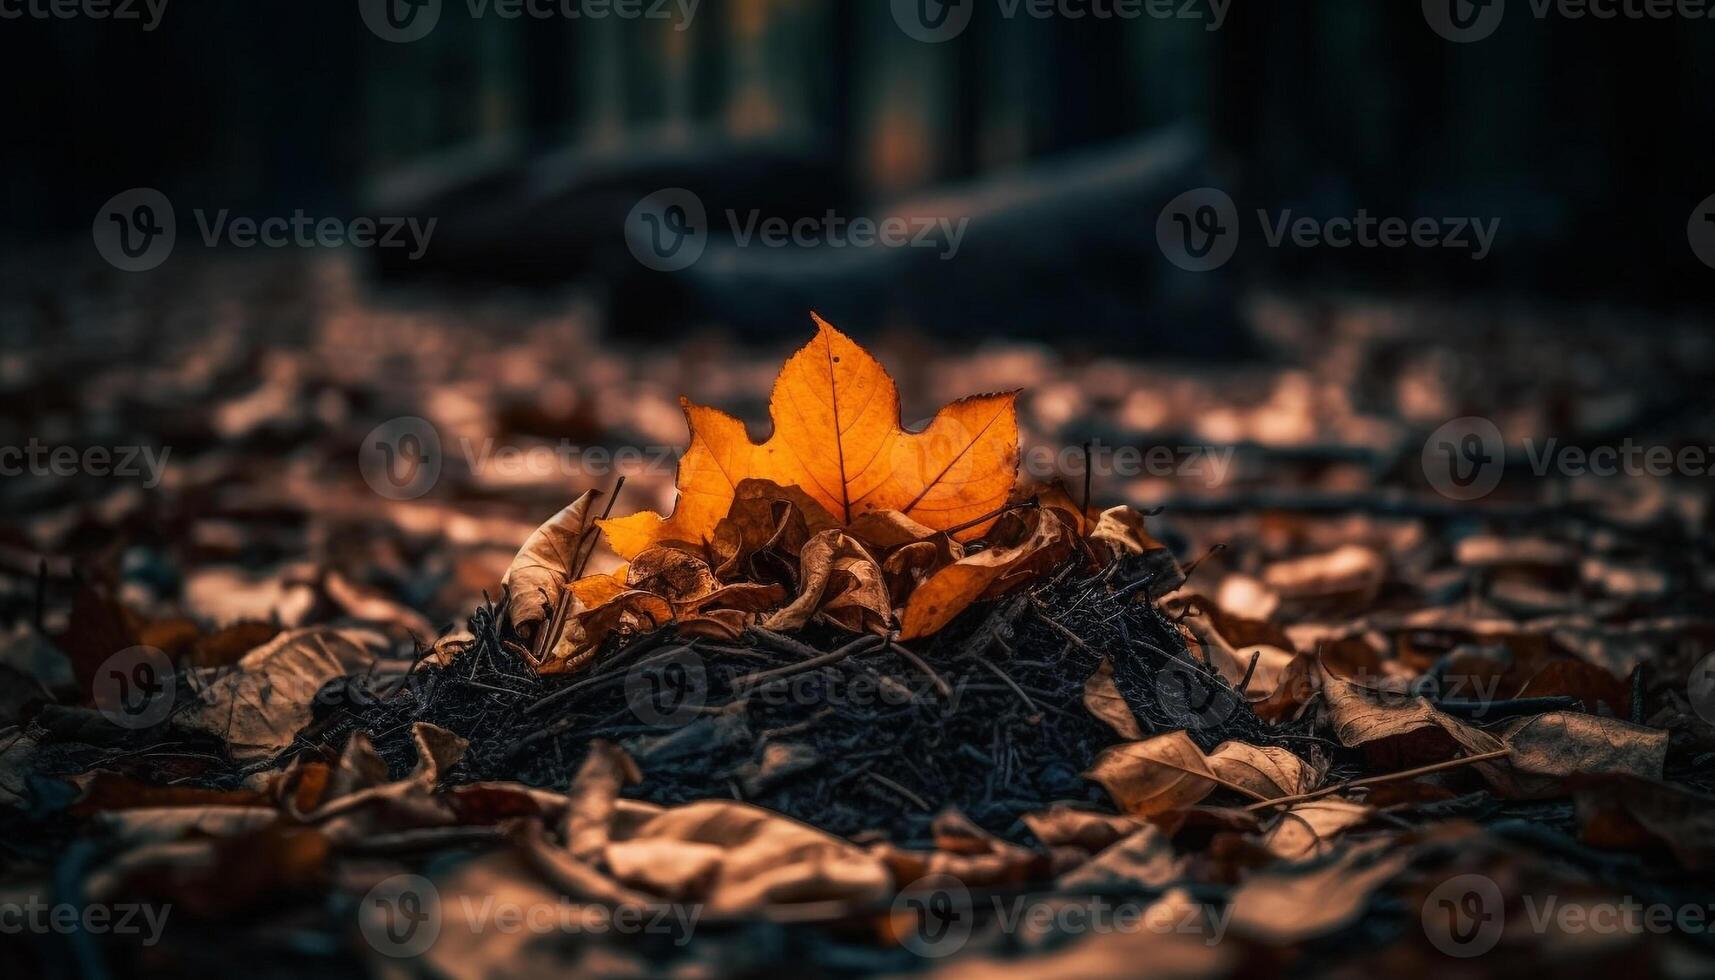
1208 741 1320 801
564 741 642 862
602 799 891 915
1228 839 1411 944
175 628 380 764
710 478 838 579
1083 656 1144 740
1057 823 1186 892
1320 665 1504 769
501 490 602 641
898 507 1077 639
599 315 1020 559
1085 731 1273 817
1021 804 1143 852
1262 798 1373 862
1481 711 1668 799
871 809 1048 889
762 529 892 634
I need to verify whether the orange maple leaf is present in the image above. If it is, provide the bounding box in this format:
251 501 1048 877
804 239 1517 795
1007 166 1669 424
600 314 1019 560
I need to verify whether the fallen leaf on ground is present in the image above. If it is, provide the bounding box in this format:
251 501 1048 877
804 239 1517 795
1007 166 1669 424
899 507 1077 639
1481 711 1667 799
1083 656 1144 740
501 490 602 642
599 314 1020 559
175 628 381 764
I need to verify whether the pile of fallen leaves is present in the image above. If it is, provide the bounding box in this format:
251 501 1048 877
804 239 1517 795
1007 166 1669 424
4 300 1715 977
495 314 1171 674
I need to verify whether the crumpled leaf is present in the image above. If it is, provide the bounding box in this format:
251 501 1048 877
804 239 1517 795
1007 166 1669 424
1086 731 1310 817
1319 665 1504 770
603 799 892 914
761 530 892 634
1480 710 1668 799
899 506 1078 639
175 628 381 763
1262 798 1373 862
501 490 602 642
870 809 1048 889
600 314 1020 559
1083 656 1144 740
1087 505 1182 591
1057 823 1186 892
710 478 838 580
1228 839 1412 944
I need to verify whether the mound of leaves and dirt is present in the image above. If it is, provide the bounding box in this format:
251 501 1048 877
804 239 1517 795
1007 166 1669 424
5 310 1715 978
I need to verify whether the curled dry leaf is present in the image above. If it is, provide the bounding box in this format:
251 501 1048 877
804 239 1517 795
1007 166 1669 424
1480 710 1668 799
1021 804 1143 852
599 314 1020 559
501 490 602 642
710 478 837 580
899 506 1078 640
175 628 381 764
564 741 643 862
602 800 892 915
1228 839 1412 945
1057 823 1186 892
1087 504 1182 591
1319 664 1504 770
1083 656 1144 740
762 530 892 633
1262 798 1373 862
1086 730 1311 817
871 809 1048 889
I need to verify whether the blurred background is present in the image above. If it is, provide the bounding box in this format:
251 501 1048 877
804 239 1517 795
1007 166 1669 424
1 0 1713 634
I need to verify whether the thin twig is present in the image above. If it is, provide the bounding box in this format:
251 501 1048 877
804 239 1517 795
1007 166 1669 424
1245 748 1513 811
866 771 931 812
886 641 952 699
732 634 884 690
